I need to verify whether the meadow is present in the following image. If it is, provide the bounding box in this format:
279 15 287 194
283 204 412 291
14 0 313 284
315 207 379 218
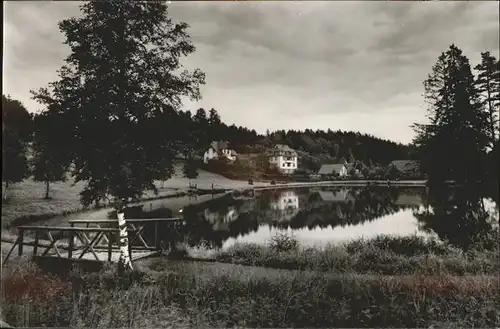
2 233 499 328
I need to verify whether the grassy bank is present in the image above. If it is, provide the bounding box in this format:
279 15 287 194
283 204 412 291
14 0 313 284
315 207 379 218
2 260 499 328
1 178 181 230
213 235 500 276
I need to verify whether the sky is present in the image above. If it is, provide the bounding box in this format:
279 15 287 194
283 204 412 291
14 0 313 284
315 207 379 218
3 1 499 144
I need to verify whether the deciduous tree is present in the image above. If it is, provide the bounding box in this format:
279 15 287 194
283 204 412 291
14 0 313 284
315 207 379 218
31 1 205 272
183 158 199 187
2 95 33 144
2 95 32 200
31 112 71 199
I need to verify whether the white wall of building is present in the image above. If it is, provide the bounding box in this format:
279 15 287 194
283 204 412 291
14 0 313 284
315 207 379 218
221 148 236 162
269 190 300 221
204 147 236 164
203 148 218 164
269 155 298 174
270 191 299 210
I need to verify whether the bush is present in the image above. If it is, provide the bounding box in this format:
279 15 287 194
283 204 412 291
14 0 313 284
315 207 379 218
269 232 299 252
215 235 500 276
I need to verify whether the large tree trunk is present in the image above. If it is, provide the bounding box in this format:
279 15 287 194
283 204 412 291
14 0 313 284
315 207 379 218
2 181 8 201
117 211 133 274
44 181 50 199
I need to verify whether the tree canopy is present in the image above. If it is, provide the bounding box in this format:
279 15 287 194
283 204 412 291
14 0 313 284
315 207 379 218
2 95 31 199
31 111 71 199
31 1 205 207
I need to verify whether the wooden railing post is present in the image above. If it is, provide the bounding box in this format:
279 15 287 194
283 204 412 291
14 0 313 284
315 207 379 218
154 220 158 250
68 231 74 259
33 231 39 256
127 230 132 261
18 228 24 256
69 222 75 258
108 231 112 262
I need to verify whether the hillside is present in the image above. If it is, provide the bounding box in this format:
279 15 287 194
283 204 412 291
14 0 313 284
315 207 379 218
227 129 411 172
171 108 411 171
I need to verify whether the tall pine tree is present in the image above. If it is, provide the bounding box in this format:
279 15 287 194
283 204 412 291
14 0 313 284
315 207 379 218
413 44 490 185
475 51 500 147
31 2 205 272
208 108 222 141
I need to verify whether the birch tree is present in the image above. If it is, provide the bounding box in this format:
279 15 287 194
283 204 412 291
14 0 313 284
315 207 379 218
31 1 205 272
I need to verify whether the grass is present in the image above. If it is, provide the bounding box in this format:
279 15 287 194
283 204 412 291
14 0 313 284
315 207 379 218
213 234 500 276
1 260 499 328
0 178 179 229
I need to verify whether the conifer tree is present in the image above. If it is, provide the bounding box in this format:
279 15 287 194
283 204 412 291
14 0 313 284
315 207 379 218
412 44 489 185
475 51 500 147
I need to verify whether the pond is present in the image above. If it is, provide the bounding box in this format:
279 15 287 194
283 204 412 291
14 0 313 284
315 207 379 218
115 185 499 252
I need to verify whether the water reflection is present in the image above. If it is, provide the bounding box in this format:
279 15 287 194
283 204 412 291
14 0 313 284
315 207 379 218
414 185 499 250
115 185 498 251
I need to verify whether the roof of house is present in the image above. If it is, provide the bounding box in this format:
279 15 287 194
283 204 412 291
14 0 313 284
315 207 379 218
318 163 345 175
345 163 355 171
390 160 419 172
210 141 230 152
267 144 298 156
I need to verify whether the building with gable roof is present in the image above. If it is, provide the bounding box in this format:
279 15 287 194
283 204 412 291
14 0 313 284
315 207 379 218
203 140 238 164
266 144 298 174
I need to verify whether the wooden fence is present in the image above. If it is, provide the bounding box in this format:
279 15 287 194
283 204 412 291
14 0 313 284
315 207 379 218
2 218 181 264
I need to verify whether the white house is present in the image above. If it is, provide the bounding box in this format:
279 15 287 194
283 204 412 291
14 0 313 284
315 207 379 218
318 163 349 177
317 161 362 178
204 206 239 231
267 144 298 174
203 141 238 164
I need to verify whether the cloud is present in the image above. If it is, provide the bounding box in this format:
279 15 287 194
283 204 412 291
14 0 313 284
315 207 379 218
3 1 499 143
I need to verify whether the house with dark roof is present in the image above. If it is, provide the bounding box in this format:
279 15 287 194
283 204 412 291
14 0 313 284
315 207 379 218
203 141 238 164
316 189 354 203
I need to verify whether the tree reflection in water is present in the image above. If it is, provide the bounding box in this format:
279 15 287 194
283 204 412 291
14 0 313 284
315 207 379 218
414 184 499 251
116 185 498 251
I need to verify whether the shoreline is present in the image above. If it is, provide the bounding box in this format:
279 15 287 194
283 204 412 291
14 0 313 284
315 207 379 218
1 177 429 252
251 179 427 191
2 177 425 230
